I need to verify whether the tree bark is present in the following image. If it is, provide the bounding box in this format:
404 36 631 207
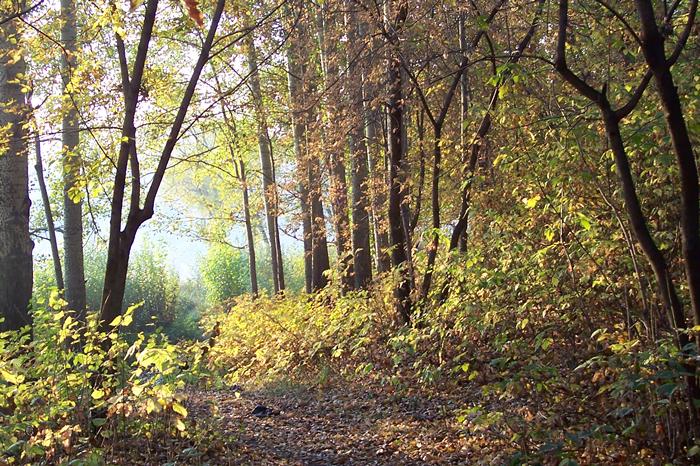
316 5 354 291
0 11 32 331
310 145 331 290
366 99 391 273
61 0 86 317
554 0 699 434
345 3 372 289
285 33 313 293
457 11 469 253
634 0 700 331
238 159 259 296
101 0 225 327
386 0 411 323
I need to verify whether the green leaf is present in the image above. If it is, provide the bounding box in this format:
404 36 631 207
559 459 579 466
92 418 108 427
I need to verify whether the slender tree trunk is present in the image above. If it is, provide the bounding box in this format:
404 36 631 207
286 4 326 292
211 67 259 298
101 0 224 327
420 131 443 299
34 131 64 290
309 141 331 290
356 13 390 275
346 4 372 289
61 0 86 317
457 12 469 252
286 41 313 293
386 0 411 323
366 103 391 273
602 106 700 432
238 160 258 296
245 31 284 293
554 0 699 435
410 109 425 235
634 0 700 331
316 6 353 290
0 11 32 331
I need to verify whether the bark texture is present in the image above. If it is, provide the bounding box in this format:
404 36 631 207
0 12 32 331
61 0 86 316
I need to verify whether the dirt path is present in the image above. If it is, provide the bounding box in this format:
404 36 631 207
179 382 505 465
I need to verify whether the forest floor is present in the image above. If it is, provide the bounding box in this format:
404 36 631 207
110 380 521 465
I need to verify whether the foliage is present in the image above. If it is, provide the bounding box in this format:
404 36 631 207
35 243 203 341
204 266 700 462
0 291 217 464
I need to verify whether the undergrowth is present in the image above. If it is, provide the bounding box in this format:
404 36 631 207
204 262 700 464
0 291 220 465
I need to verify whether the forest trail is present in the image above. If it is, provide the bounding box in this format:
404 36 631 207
118 382 513 465
186 384 484 465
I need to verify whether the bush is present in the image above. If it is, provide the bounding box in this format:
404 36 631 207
0 291 213 464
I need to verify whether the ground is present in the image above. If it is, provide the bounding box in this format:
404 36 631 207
110 381 519 465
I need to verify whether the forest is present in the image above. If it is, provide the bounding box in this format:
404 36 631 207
0 0 699 464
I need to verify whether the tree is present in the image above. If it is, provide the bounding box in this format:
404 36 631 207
385 0 411 323
60 0 86 316
345 1 372 289
243 11 285 294
0 9 32 331
99 0 226 329
554 0 699 435
285 2 314 293
316 2 353 291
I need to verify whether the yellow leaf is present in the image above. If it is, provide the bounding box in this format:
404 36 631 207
173 402 188 417
0 368 23 385
92 389 105 400
175 418 186 431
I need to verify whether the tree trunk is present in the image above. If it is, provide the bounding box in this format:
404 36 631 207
34 131 64 290
316 6 353 291
602 106 700 433
245 31 284 294
286 42 313 293
554 0 699 434
420 132 442 300
345 4 372 289
61 0 86 317
310 146 331 290
634 0 700 331
238 159 259 296
366 103 391 273
0 12 32 331
100 0 224 327
457 12 469 252
386 0 411 323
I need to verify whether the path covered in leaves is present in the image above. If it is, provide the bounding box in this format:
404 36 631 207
177 382 508 465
